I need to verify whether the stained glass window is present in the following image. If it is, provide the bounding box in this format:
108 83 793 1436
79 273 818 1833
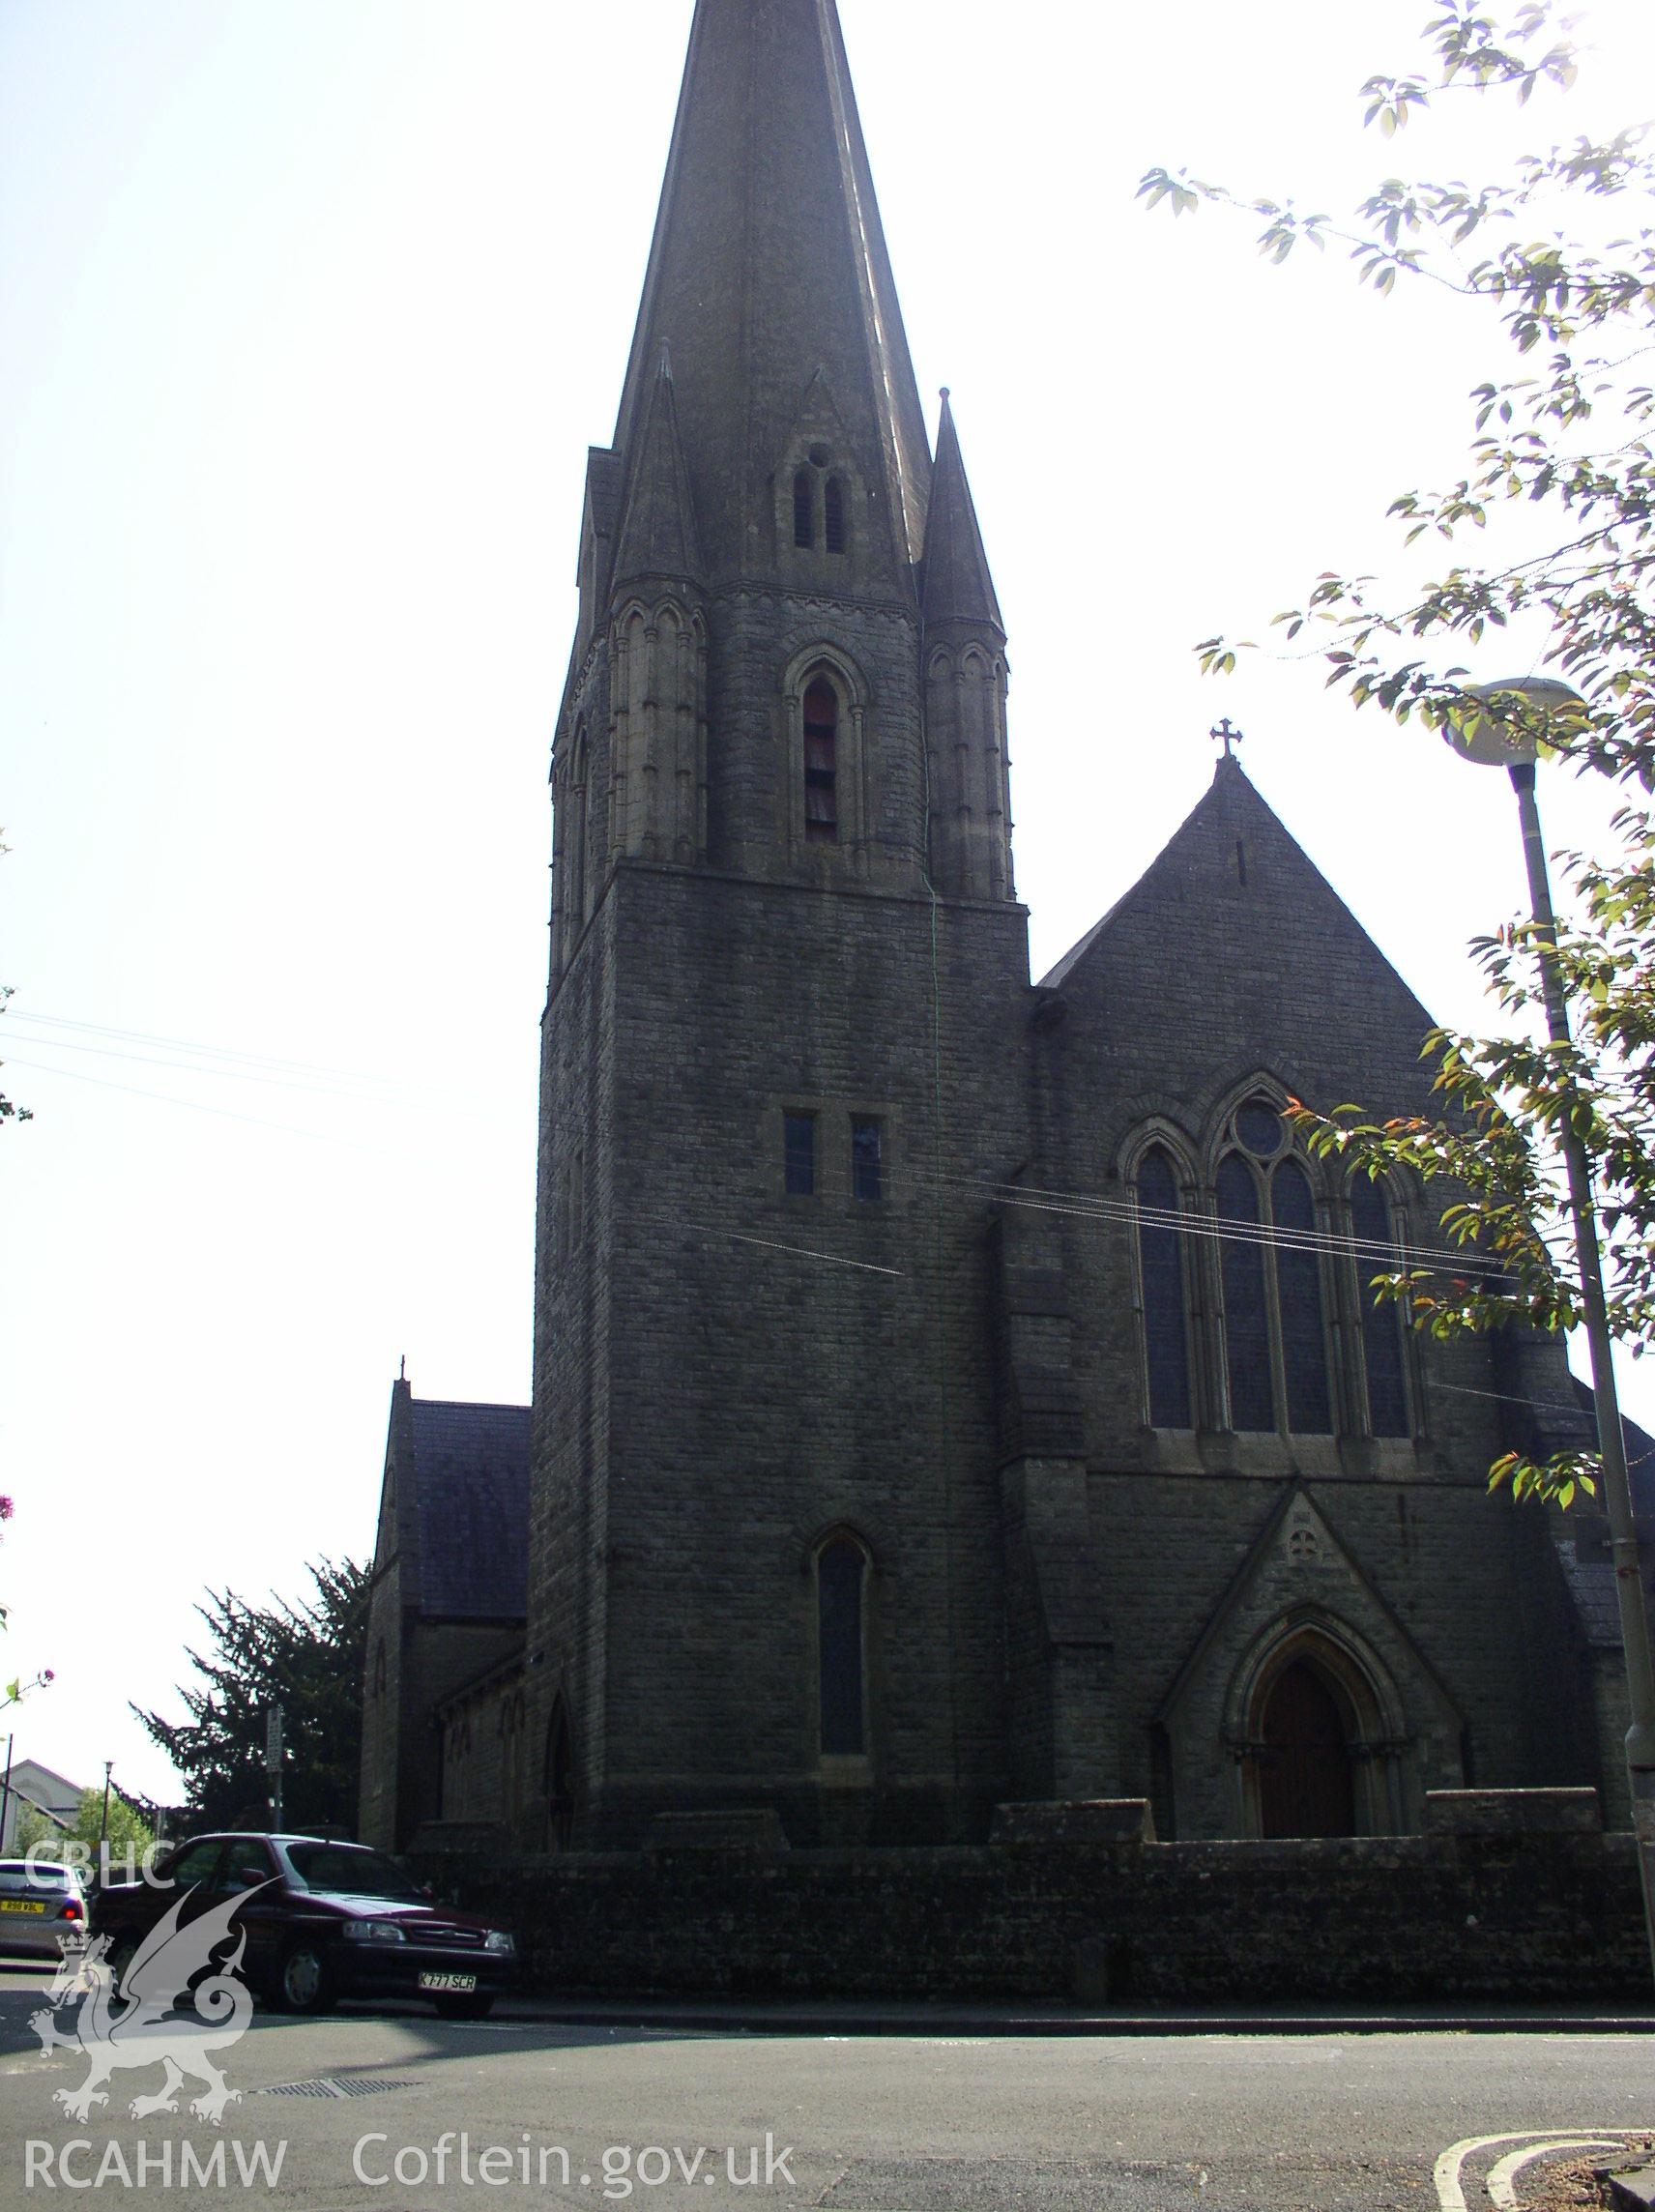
1218 1153 1274 1431
1273 1160 1332 1434
1137 1148 1192 1428
1350 1178 1409 1437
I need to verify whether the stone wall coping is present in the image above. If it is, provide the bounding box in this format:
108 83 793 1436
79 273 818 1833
1424 1789 1605 1836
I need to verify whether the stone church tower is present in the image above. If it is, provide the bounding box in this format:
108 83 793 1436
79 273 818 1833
360 0 1653 1861
533 0 1033 1848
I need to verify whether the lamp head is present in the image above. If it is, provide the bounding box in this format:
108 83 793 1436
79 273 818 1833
1442 677 1587 768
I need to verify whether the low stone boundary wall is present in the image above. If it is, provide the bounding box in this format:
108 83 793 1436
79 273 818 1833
413 1815 1649 2006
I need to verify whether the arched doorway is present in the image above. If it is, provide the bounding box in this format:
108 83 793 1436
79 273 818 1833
1258 1659 1356 1838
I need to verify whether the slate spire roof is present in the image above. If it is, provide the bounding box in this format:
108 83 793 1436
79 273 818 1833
611 0 932 580
920 390 1003 636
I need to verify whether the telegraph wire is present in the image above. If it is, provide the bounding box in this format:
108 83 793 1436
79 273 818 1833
4 1009 400 1094
0 1052 389 1149
911 1169 1511 1280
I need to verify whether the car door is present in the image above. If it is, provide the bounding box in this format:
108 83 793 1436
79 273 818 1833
206 1837 285 1992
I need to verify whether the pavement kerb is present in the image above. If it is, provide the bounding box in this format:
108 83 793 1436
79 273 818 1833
483 1999 1655 2038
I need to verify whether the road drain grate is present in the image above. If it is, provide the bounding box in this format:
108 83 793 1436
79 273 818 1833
253 2079 417 2101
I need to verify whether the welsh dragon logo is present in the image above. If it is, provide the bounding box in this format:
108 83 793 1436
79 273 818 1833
31 1886 266 2125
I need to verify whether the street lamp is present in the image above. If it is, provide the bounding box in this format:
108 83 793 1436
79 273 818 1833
1445 677 1655 1986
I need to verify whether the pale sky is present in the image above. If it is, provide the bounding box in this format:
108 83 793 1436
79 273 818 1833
3 0 1653 1807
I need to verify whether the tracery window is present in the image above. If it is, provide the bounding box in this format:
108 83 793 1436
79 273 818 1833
1215 1100 1333 1436
1135 1147 1192 1429
1349 1177 1410 1438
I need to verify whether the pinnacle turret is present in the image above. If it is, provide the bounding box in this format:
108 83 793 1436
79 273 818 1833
611 349 702 594
920 392 1003 638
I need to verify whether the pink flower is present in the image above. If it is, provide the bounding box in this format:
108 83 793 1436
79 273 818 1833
0 1497 13 1521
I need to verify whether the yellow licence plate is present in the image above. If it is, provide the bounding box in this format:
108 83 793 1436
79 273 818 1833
0 1900 47 1915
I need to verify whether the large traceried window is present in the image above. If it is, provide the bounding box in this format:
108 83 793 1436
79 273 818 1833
1215 1101 1333 1437
1349 1177 1410 1438
1135 1147 1192 1429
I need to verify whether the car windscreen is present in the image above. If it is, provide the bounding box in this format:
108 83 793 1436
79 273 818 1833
279 1845 422 1901
0 1862 73 1889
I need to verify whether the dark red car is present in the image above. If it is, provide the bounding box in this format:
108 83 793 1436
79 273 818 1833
91 1833 517 2019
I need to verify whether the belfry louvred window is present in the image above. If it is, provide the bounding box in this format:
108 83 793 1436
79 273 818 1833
803 678 839 841
794 470 814 549
824 474 847 554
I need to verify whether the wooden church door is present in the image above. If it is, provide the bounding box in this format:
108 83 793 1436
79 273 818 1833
1259 1660 1357 1838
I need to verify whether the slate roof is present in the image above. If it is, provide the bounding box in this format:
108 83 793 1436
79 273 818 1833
1555 1378 1655 1650
406 1398 532 1622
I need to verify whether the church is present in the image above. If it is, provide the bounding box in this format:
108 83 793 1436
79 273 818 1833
358 0 1650 1861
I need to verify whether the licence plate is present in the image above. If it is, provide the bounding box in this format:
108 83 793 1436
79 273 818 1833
418 1972 477 1994
0 1901 47 1916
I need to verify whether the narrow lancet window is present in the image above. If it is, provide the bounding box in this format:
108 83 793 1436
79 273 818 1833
785 1112 817 1197
851 1117 883 1202
1136 1148 1192 1428
794 470 814 548
1217 1153 1273 1432
1273 1160 1333 1434
824 475 847 554
817 1537 867 1756
1350 1178 1410 1437
803 677 839 842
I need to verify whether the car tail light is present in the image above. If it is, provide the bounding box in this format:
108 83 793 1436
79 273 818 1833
57 1904 82 1922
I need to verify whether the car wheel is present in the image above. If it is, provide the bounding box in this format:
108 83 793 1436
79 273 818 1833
276 1943 335 2016
433 1994 495 2022
105 1936 138 2000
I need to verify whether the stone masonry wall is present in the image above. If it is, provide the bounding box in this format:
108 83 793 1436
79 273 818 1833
419 1828 1649 2006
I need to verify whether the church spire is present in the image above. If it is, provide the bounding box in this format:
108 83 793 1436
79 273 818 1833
920 391 1003 638
612 0 932 587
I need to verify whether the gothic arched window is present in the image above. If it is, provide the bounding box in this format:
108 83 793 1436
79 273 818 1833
1273 1159 1332 1434
803 678 839 842
817 1535 868 1757
1350 1177 1410 1438
794 470 814 549
824 474 848 554
1217 1153 1274 1431
1216 1100 1335 1436
1136 1147 1192 1428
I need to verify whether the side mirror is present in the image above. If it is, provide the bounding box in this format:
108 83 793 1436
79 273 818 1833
420 1882 437 1902
235 1869 267 1891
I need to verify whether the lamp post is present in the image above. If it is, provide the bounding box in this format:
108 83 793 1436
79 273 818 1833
1447 679 1655 1985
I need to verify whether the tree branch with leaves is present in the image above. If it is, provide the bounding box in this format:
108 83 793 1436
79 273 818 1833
1143 0 1655 1505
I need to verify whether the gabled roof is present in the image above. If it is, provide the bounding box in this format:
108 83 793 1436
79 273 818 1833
1039 755 1432 1030
375 1382 532 1624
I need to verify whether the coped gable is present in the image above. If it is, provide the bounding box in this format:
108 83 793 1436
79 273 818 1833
1040 758 1441 1129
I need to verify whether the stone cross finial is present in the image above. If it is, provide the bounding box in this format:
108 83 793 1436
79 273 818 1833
1211 717 1244 760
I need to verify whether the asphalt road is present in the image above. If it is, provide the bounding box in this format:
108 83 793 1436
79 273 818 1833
0 1965 1649 2212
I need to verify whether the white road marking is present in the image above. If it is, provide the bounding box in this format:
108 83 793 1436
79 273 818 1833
1435 2130 1638 2210
1486 2139 1627 2208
